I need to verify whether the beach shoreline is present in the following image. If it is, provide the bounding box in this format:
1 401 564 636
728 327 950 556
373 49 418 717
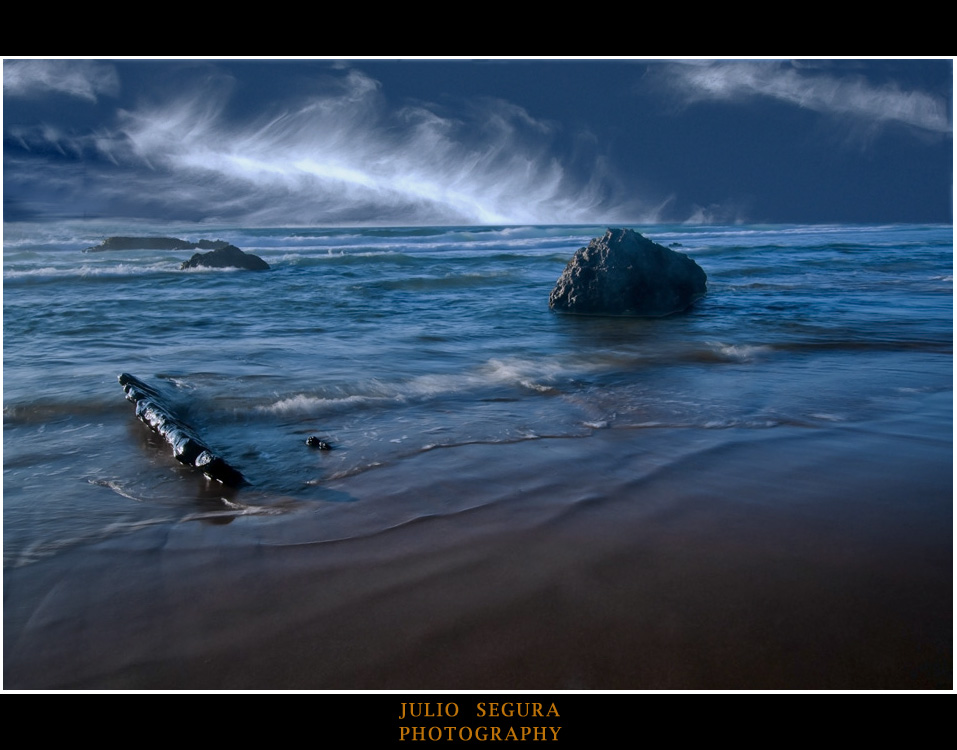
5 393 951 690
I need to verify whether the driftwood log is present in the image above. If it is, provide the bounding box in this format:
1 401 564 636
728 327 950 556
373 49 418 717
118 373 246 487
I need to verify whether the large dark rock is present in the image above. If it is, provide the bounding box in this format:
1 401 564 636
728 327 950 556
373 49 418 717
84 237 230 253
118 373 246 487
180 244 269 271
549 228 707 317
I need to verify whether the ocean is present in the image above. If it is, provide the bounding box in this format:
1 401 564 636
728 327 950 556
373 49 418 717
3 222 952 689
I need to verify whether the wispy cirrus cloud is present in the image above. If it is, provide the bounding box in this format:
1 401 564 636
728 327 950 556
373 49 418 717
4 59 120 102
112 68 635 224
655 60 952 136
8 67 651 225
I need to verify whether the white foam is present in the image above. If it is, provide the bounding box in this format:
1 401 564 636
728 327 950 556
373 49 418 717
4 262 177 280
257 393 387 416
708 342 773 362
88 478 145 502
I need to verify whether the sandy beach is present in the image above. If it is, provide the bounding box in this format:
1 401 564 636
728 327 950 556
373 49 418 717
4 392 951 691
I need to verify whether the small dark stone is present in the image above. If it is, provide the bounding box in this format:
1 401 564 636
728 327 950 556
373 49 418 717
306 436 332 450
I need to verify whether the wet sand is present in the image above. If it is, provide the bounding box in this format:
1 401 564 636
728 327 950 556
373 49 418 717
3 402 952 690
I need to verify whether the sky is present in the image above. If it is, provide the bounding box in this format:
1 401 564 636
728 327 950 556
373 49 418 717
3 58 953 226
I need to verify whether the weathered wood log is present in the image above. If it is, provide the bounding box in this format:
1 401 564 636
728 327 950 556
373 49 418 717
118 373 246 487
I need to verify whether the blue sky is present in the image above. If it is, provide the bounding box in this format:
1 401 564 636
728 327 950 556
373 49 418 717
3 58 952 226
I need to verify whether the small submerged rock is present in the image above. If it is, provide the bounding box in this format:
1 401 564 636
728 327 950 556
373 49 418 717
306 436 332 450
84 235 269 271
549 228 706 317
181 244 270 271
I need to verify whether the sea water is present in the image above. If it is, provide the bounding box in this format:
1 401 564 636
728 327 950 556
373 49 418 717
3 223 952 569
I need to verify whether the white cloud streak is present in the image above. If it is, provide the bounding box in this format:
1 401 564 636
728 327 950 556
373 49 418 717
4 59 120 102
75 68 644 225
659 60 951 135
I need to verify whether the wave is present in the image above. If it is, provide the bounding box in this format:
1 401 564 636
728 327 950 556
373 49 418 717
179 264 245 274
256 392 394 416
248 355 580 419
3 261 183 281
280 249 416 266
697 342 773 363
247 342 784 421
